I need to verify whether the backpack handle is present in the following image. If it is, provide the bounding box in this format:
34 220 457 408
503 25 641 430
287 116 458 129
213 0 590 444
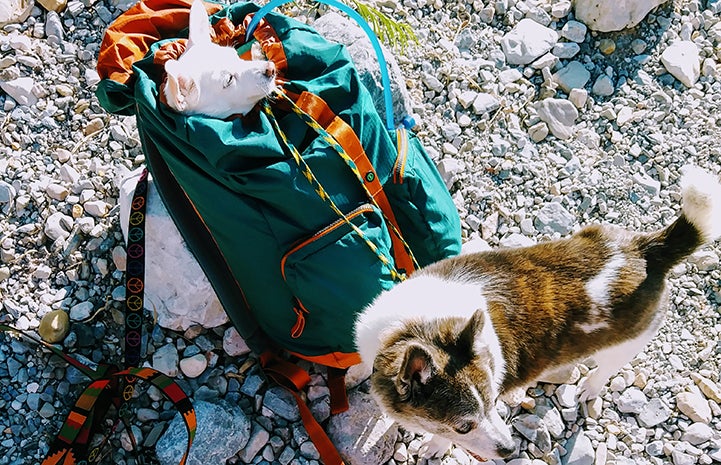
245 0 395 131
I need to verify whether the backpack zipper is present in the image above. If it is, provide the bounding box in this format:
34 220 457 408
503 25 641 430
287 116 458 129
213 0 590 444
281 204 375 339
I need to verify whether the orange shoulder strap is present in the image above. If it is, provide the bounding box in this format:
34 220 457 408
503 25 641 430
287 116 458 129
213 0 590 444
287 90 416 275
260 353 346 465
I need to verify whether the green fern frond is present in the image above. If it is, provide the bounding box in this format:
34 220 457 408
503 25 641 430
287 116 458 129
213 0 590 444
347 0 417 50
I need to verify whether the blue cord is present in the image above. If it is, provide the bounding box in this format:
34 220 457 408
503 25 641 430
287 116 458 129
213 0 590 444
245 0 396 130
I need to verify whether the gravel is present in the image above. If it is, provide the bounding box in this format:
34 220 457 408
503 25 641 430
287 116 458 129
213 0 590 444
1 0 721 464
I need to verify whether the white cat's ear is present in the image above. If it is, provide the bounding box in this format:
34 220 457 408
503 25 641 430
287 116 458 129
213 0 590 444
164 60 199 112
187 0 212 49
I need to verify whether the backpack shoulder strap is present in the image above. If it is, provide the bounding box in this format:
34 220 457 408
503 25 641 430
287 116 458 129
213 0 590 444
284 90 417 275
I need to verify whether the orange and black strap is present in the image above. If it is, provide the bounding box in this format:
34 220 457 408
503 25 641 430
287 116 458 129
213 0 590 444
260 353 346 465
124 169 148 369
284 90 417 275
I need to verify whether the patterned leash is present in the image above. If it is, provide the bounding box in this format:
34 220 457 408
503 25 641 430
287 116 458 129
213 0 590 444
0 169 196 465
262 92 418 281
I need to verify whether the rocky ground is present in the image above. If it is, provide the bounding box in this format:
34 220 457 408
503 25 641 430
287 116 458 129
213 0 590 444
1 0 721 464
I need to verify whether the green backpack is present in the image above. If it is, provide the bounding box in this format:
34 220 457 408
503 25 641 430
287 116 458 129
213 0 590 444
97 0 460 375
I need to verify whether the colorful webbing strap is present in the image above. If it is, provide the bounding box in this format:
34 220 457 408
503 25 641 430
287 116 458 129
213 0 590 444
262 99 403 282
125 169 148 369
279 92 419 272
0 167 196 465
262 93 417 282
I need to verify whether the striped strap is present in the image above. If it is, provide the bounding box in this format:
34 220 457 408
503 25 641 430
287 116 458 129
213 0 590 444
282 91 418 274
262 98 407 282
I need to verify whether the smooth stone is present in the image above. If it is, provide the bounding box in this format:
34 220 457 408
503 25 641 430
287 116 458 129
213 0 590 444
38 310 70 343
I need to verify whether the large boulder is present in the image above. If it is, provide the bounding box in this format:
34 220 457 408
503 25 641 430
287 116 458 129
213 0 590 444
118 168 228 331
311 11 414 127
574 0 668 32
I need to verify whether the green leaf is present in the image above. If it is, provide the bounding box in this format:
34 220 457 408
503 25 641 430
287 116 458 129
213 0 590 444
347 0 418 50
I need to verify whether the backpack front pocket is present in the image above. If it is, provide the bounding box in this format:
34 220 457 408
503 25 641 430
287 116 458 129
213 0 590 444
280 204 396 347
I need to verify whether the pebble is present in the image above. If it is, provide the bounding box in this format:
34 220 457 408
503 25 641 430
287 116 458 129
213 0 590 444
553 42 580 59
0 77 38 106
501 18 559 65
598 39 616 55
553 61 591 93
472 93 501 115
222 326 251 357
179 353 207 378
37 310 70 343
560 21 587 43
156 401 250 465
616 387 648 414
535 98 579 140
555 384 578 408
676 391 713 423
68 301 93 321
639 398 672 427
592 75 614 96
691 374 721 403
575 0 667 31
682 423 714 445
661 41 701 88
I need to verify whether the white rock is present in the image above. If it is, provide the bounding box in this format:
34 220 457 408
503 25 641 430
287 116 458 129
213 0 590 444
46 184 69 201
223 327 251 357
0 0 34 26
574 0 668 32
672 450 695 465
677 391 712 423
528 121 549 142
437 158 464 189
461 238 491 254
44 212 73 241
561 21 588 43
661 41 700 88
687 250 720 271
499 68 523 84
563 431 594 465
568 88 588 109
179 354 208 378
553 61 591 93
0 77 39 106
616 107 634 126
592 75 614 96
691 373 721 403
500 18 559 65
312 12 413 125
118 169 228 331
500 233 535 248
555 384 578 408
632 172 661 196
682 423 714 445
473 93 501 115
84 200 111 217
638 398 672 427
535 98 579 140
616 387 648 414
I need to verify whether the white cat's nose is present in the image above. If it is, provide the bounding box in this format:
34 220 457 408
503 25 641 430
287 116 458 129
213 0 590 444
264 62 276 77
